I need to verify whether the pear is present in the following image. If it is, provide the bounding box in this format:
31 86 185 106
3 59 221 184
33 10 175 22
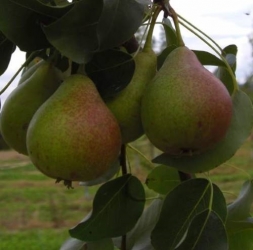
0 61 63 155
105 49 157 143
19 57 72 85
18 58 44 85
141 46 233 155
26 74 122 182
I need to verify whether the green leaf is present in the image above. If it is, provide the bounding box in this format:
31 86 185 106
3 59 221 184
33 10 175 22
215 67 234 95
228 228 253 250
85 238 114 250
110 199 162 249
226 213 253 250
153 90 253 173
85 49 135 98
151 178 227 250
162 17 178 47
0 32 16 76
176 211 228 250
69 174 145 241
223 44 238 56
145 165 180 195
227 217 253 234
212 183 227 223
60 237 85 250
214 44 238 94
0 0 72 51
39 0 71 6
43 0 145 63
60 237 114 250
97 0 145 51
43 0 103 63
192 50 225 67
10 0 73 18
126 199 163 250
227 180 253 221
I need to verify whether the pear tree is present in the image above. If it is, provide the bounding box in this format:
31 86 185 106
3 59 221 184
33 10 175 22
0 0 253 249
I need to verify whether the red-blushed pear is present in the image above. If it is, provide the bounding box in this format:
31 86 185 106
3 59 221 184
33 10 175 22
105 49 157 143
141 46 233 155
26 74 122 183
0 61 63 155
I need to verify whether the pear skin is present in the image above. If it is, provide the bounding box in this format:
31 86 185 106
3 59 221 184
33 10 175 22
19 57 43 85
141 46 233 155
105 49 157 143
0 61 63 155
26 74 122 182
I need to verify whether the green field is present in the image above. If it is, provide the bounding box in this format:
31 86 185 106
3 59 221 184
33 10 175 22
0 136 253 249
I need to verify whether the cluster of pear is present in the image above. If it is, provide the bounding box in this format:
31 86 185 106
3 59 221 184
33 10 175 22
0 60 122 184
141 46 233 155
107 45 233 157
0 43 233 185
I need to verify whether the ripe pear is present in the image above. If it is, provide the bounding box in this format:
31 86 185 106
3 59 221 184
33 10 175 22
141 46 233 155
26 74 122 182
0 61 63 155
105 49 157 143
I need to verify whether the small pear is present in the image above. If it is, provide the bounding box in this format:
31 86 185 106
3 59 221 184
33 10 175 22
141 46 233 155
0 60 63 155
19 57 43 85
26 74 122 182
18 60 45 85
105 49 157 143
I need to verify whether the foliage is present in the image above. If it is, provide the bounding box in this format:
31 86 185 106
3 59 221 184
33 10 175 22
0 0 253 249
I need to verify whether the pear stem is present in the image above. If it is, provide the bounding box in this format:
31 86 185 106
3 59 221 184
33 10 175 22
143 4 162 52
0 51 40 95
167 5 185 46
177 18 239 93
119 144 127 250
121 235 127 250
223 163 251 180
221 191 238 198
127 144 154 170
177 14 224 53
120 144 128 175
134 16 152 57
209 178 214 210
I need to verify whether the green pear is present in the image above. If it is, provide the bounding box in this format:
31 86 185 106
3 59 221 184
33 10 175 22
0 61 63 155
105 49 157 143
18 58 44 85
26 74 122 182
141 46 233 155
19 57 72 85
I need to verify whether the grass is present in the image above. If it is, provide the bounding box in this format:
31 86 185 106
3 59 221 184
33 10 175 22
0 230 70 250
0 136 253 249
0 151 96 249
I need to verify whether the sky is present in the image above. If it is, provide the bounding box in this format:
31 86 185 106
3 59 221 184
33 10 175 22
0 0 253 104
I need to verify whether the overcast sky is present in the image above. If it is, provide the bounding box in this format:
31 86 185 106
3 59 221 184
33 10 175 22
172 0 253 81
0 0 253 104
